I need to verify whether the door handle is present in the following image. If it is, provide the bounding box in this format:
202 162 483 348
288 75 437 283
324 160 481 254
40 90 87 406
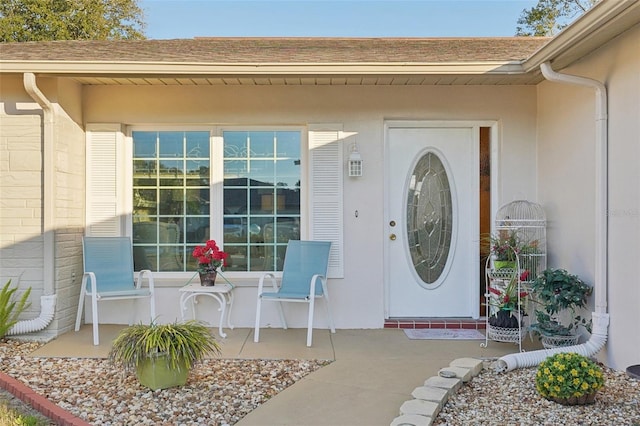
389 234 396 241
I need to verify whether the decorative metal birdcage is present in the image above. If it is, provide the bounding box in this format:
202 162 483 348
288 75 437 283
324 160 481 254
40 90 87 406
482 200 547 351
495 200 547 285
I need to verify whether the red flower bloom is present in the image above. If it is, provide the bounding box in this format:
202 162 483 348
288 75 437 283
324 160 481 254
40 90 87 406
192 240 228 271
488 276 528 313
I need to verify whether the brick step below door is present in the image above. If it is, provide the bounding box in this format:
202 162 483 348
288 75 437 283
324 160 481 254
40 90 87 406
384 318 487 330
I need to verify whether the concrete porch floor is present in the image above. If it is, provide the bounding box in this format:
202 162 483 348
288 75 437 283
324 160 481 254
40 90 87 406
23 325 543 425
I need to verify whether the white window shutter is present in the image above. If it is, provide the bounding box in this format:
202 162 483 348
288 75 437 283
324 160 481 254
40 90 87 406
308 126 344 278
86 124 122 236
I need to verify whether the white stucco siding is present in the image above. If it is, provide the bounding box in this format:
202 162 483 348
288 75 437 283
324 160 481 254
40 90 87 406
81 83 537 329
597 24 640 371
537 24 640 370
537 82 597 271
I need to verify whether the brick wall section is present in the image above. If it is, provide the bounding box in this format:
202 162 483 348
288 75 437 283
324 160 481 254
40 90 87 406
0 114 45 318
1 100 86 339
53 111 85 335
55 229 84 335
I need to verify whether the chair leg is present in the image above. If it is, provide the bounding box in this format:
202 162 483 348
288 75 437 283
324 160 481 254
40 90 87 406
307 297 316 347
91 294 99 346
149 294 156 322
74 285 86 332
276 301 288 329
322 283 336 334
254 296 262 343
128 299 136 326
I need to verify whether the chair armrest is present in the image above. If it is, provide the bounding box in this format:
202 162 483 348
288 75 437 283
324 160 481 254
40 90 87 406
257 273 278 295
309 274 326 297
135 269 155 291
82 272 97 294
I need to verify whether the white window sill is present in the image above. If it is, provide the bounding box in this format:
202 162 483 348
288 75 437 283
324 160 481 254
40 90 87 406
135 271 281 288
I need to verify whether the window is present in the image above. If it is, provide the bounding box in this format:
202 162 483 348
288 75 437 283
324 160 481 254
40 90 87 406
131 130 301 273
132 131 210 272
223 131 301 272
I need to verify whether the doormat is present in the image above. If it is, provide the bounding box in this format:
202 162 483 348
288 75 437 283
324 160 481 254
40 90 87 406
404 329 485 340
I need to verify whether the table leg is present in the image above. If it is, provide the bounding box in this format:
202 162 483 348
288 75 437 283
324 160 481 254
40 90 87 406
213 293 227 338
179 292 188 321
226 291 235 330
179 289 233 339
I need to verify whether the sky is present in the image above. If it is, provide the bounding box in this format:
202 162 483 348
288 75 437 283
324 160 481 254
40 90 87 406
140 0 539 39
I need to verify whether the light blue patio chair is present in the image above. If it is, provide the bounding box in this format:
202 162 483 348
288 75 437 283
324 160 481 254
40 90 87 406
75 236 156 345
254 240 335 347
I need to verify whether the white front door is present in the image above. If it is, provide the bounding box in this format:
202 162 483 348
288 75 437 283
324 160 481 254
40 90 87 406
386 122 479 318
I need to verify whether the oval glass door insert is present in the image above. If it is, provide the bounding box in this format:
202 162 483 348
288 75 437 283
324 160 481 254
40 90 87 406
406 151 453 286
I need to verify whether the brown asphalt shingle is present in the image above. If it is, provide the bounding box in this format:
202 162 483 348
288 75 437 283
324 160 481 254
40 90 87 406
0 37 550 63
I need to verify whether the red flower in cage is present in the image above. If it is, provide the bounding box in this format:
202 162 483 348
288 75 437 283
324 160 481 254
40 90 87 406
488 277 529 313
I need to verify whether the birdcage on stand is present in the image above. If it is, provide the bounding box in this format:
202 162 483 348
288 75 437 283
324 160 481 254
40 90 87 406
495 200 547 287
482 200 547 351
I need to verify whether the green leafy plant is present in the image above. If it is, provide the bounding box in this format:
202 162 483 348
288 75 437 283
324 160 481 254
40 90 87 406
488 275 530 314
0 399 48 426
109 320 221 372
0 0 146 42
530 268 592 337
535 352 604 402
0 280 31 338
484 229 539 262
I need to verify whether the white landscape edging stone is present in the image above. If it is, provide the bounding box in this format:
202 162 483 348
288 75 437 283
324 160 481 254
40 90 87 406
399 398 440 418
411 386 449 407
390 357 485 426
449 357 483 376
390 413 433 426
423 375 462 393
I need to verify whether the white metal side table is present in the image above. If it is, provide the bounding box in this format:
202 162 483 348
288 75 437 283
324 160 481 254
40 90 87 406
179 282 235 338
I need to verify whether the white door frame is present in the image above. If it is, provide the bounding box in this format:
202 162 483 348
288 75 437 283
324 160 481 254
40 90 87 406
383 120 499 319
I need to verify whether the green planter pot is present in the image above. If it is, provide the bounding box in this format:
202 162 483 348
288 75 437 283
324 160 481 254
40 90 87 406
494 260 516 270
136 356 189 390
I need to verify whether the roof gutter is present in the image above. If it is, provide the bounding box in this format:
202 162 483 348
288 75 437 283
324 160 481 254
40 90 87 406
23 73 55 297
497 61 610 372
523 0 640 72
0 61 524 76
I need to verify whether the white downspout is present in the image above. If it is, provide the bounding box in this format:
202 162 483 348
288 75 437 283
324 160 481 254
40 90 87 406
10 73 58 335
497 61 610 371
7 295 57 335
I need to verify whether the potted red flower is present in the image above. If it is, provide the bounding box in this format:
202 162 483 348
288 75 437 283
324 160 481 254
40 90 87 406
192 240 228 286
488 273 529 329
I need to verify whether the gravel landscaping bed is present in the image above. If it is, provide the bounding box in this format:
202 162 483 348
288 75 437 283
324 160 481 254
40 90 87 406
0 339 329 425
435 361 640 425
2 339 639 425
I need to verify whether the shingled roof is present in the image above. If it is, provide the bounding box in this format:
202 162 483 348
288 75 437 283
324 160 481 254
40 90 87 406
0 37 550 63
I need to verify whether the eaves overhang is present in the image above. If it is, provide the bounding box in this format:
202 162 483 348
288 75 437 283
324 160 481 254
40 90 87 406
523 0 640 72
0 60 525 76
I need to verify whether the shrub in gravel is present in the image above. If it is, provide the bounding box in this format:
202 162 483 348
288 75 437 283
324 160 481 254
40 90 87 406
109 320 221 390
0 280 31 338
535 352 604 405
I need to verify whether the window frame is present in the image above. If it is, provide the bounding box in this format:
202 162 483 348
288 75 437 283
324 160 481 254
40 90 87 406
125 125 308 280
